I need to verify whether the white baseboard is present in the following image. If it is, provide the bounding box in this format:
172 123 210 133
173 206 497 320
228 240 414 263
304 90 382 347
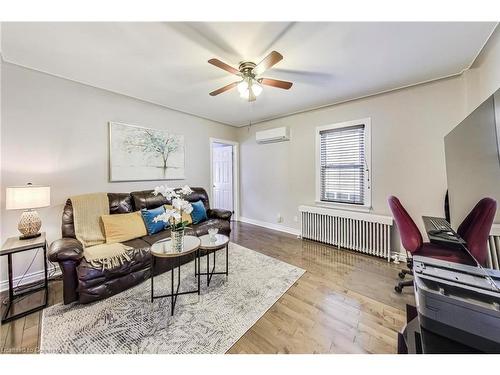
237 217 301 236
0 264 61 293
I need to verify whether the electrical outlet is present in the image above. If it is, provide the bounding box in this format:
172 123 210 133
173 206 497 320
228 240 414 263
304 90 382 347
293 216 298 222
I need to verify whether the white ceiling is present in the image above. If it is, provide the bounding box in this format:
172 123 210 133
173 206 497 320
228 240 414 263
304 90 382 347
1 22 497 126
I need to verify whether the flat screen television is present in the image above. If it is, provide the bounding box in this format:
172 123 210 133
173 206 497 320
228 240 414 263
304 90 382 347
444 88 500 229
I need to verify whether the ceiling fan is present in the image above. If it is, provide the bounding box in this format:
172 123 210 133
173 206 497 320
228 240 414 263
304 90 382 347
208 51 293 102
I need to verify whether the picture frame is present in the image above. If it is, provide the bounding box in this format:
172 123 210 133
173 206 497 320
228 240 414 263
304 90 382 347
109 121 185 182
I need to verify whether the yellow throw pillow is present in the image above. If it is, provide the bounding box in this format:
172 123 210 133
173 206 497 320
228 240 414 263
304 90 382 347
101 211 147 244
164 205 193 225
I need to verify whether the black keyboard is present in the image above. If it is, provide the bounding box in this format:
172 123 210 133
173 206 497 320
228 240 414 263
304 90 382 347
422 216 468 251
429 217 452 231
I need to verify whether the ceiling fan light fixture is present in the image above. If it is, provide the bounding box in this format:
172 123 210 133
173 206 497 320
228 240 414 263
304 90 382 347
237 80 249 95
238 79 262 100
252 81 263 97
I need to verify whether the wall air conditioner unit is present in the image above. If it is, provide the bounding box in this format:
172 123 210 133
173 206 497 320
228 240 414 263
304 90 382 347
255 127 290 144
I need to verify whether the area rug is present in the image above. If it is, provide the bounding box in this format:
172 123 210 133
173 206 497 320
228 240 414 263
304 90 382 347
40 242 304 354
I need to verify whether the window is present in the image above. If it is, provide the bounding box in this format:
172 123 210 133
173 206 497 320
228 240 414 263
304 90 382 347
316 118 371 210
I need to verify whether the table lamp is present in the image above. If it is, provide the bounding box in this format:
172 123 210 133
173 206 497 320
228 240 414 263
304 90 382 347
6 183 51 239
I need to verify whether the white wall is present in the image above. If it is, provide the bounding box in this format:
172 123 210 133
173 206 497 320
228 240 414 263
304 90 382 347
464 26 500 112
237 77 467 248
236 26 500 254
0 63 237 285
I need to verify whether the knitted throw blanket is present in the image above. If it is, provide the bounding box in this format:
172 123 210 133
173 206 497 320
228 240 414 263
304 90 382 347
83 242 133 270
70 193 131 270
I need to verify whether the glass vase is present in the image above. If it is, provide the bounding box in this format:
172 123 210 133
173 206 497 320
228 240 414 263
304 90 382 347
171 228 185 252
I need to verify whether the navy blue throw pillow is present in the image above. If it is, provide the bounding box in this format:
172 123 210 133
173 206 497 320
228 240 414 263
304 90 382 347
141 206 167 235
191 200 208 224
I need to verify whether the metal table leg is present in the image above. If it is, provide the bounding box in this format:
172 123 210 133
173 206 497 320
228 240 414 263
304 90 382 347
206 251 210 286
197 249 201 295
151 251 200 316
150 256 155 303
198 244 230 287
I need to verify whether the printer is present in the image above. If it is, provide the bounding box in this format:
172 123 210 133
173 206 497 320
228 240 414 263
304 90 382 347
413 255 500 353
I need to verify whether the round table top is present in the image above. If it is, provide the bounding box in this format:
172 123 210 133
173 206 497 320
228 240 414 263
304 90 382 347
150 235 201 258
198 234 230 250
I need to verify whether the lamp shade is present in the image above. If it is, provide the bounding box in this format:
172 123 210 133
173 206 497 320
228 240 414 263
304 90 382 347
6 185 51 210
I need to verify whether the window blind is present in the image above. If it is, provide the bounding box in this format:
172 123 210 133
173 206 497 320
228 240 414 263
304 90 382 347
319 124 366 205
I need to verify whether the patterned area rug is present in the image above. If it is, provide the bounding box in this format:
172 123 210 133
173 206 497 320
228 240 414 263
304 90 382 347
40 243 304 354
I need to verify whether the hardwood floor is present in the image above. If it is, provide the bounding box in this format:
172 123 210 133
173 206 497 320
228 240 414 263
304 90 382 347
0 221 415 354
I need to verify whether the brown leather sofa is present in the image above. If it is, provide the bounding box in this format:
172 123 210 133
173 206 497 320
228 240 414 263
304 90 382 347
48 187 232 305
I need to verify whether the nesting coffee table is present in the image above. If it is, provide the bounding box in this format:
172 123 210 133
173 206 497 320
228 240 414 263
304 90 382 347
196 234 230 286
150 235 201 316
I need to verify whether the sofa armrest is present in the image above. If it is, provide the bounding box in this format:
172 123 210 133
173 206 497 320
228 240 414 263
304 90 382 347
207 208 233 221
48 238 84 263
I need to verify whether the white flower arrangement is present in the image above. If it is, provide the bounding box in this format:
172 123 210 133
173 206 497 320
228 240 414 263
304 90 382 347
152 185 193 231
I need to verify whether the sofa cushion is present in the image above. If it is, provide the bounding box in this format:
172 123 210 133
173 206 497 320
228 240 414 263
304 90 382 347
182 187 210 210
101 211 147 244
77 247 151 284
131 190 168 210
141 206 167 235
141 229 172 245
191 200 208 224
122 238 151 249
108 193 134 214
78 267 151 304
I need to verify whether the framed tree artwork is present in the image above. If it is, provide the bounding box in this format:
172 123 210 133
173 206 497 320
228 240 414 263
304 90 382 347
109 122 185 181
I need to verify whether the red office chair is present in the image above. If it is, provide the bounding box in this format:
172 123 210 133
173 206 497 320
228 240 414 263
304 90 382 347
456 197 497 266
388 196 475 293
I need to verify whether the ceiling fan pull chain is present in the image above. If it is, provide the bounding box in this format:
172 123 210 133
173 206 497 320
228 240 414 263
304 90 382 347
248 101 255 132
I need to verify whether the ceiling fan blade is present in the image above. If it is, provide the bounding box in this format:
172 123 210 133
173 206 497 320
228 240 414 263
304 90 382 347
259 78 293 90
248 86 256 102
208 58 240 75
252 51 283 76
209 82 238 96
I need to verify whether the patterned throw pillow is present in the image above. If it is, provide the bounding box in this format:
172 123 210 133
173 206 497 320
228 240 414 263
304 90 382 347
140 206 167 235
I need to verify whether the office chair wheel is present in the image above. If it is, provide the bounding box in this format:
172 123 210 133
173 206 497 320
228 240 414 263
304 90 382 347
394 285 403 293
398 271 406 279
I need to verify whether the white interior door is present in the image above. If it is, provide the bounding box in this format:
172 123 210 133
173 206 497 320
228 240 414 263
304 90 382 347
212 144 233 212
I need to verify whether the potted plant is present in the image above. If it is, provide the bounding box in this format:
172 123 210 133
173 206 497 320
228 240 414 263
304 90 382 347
153 185 193 251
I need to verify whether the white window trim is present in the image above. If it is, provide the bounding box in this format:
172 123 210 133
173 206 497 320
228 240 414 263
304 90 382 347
315 117 372 212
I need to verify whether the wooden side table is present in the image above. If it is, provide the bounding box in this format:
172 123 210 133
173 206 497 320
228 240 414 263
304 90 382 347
1 232 48 324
